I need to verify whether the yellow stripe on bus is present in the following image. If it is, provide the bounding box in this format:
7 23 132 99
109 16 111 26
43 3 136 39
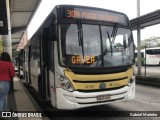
64 68 133 90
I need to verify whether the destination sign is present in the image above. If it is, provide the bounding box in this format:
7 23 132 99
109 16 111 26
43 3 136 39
71 55 95 64
61 6 127 24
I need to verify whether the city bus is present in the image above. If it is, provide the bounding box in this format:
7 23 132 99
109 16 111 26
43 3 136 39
145 47 160 65
22 5 135 109
15 50 24 78
135 47 160 66
140 47 160 65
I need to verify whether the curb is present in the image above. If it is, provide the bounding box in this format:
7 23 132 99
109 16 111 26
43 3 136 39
136 75 160 87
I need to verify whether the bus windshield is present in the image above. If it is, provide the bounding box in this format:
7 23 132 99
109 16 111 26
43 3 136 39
60 23 134 68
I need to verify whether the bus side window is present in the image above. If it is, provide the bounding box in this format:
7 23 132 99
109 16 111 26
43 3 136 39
42 23 55 71
49 24 56 41
49 41 54 72
48 25 55 72
42 27 49 67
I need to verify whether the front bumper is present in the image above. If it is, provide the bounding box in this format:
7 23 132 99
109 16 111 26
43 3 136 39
56 82 135 109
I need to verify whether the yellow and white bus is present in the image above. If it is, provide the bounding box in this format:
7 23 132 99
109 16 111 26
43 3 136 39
23 5 135 109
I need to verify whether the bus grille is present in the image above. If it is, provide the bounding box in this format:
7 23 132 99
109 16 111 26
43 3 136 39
77 86 126 92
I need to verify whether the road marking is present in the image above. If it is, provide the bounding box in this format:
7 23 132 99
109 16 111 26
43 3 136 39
135 99 150 104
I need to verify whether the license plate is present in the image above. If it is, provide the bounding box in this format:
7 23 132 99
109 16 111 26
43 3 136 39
97 95 111 101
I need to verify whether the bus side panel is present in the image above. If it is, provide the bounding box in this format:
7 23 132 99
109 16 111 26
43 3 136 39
25 47 29 85
41 22 57 105
30 35 41 92
48 40 56 107
28 46 32 85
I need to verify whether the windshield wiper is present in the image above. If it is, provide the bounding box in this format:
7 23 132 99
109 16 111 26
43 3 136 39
106 23 118 56
77 20 85 59
107 31 113 56
111 23 118 44
95 24 119 66
95 29 113 66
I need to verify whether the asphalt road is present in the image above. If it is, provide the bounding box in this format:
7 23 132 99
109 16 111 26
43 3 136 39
47 84 160 120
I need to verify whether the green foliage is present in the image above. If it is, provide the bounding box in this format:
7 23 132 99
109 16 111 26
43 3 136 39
141 36 160 49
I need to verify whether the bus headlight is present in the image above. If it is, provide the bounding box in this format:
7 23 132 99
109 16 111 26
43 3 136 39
58 75 74 92
128 73 135 86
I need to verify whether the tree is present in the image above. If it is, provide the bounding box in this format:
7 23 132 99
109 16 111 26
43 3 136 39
141 36 160 49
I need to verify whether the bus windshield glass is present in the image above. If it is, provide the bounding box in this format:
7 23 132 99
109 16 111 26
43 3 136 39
60 23 134 68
